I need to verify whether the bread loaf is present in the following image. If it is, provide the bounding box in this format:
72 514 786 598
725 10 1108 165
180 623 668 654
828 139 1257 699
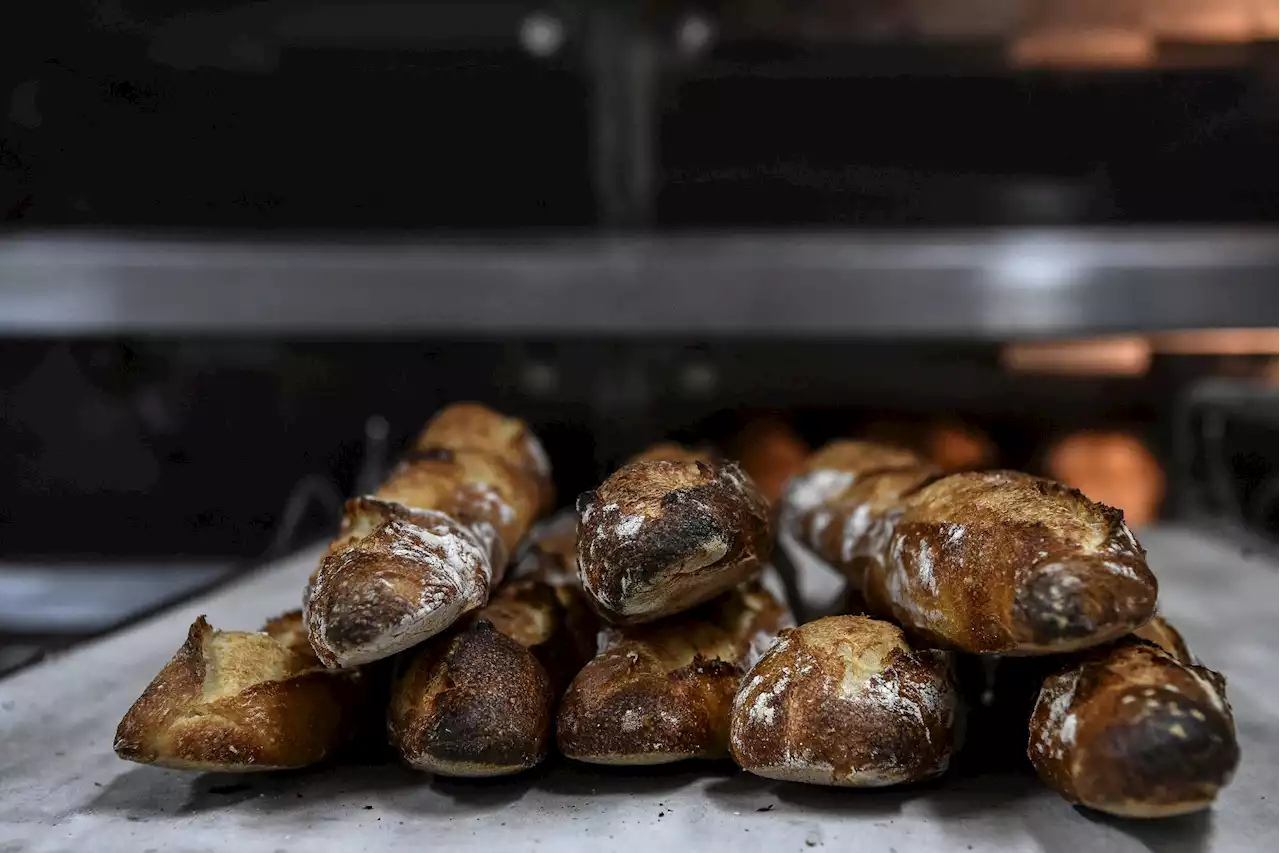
730 615 958 786
114 616 365 772
1132 613 1193 665
412 400 554 511
577 457 772 624
1028 636 1238 817
781 441 1158 655
557 581 789 765
305 403 552 668
387 513 595 776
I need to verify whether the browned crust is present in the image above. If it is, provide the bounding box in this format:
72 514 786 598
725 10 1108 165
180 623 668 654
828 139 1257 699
1028 639 1238 818
114 617 364 772
304 403 553 669
577 458 772 624
304 497 493 668
1132 614 1194 666
413 401 554 512
386 520 597 776
380 448 543 566
781 442 1157 655
556 582 789 764
388 620 555 776
889 471 1157 654
261 609 316 663
729 616 957 787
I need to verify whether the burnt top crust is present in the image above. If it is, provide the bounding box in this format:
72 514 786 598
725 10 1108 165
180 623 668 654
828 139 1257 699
1028 639 1238 817
577 459 772 624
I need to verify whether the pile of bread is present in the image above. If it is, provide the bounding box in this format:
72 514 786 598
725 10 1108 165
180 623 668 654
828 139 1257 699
115 403 1239 820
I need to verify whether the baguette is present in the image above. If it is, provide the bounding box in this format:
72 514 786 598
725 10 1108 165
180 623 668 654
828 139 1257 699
577 457 772 624
557 580 789 765
1028 634 1238 818
305 403 552 668
387 517 595 776
781 441 1158 654
729 615 958 787
114 616 365 772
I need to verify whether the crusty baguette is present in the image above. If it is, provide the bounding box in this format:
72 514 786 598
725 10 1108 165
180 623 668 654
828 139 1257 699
577 457 772 624
387 512 595 776
305 403 552 668
306 497 493 668
1028 635 1238 818
781 441 1158 654
412 400 554 511
557 581 789 765
730 615 958 786
114 616 365 772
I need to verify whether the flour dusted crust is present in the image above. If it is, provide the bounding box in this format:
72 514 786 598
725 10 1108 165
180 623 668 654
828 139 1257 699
577 458 772 624
557 581 789 765
1028 638 1238 818
305 498 492 668
729 616 957 787
388 520 597 777
889 471 1157 654
114 616 365 772
304 403 553 668
413 401 555 512
780 441 1158 655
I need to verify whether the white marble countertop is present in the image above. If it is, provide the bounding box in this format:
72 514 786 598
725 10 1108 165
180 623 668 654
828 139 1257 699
1 526 1275 853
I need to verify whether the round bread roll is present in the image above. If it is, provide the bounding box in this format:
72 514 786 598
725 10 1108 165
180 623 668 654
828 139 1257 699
730 615 958 787
577 459 771 624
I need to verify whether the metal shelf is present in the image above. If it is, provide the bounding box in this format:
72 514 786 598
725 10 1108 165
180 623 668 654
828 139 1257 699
0 228 1275 338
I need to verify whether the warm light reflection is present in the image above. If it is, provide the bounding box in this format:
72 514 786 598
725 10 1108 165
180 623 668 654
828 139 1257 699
1001 337 1152 376
1047 431 1166 528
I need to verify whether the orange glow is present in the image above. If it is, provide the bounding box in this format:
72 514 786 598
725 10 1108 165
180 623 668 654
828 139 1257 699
1001 337 1152 376
1047 432 1166 528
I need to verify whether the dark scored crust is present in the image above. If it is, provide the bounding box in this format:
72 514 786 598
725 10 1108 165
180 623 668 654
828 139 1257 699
389 620 555 776
577 459 772 624
730 616 957 787
386 525 598 778
1028 639 1238 818
557 582 789 764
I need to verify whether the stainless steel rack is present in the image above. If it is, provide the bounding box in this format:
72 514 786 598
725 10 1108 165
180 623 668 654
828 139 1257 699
1 227 1275 337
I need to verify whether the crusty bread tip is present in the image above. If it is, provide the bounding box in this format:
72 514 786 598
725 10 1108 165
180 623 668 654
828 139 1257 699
577 457 772 624
388 518 596 776
114 616 364 772
306 498 493 668
304 402 554 669
1028 637 1238 818
730 615 958 787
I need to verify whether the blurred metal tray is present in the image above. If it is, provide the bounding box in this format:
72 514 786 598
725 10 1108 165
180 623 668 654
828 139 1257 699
0 525 1275 853
0 228 1275 338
